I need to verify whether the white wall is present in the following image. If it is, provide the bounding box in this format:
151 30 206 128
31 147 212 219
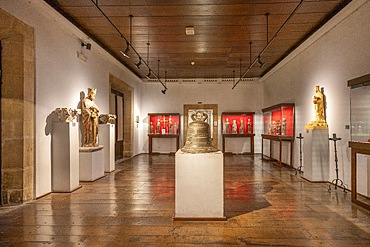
261 0 370 193
140 82 263 153
0 0 142 198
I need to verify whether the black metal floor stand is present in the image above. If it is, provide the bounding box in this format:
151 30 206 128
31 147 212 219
295 133 303 175
328 133 346 192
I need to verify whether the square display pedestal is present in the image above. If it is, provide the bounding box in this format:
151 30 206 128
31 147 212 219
52 122 80 192
99 124 115 172
79 145 105 181
303 129 329 182
174 150 225 221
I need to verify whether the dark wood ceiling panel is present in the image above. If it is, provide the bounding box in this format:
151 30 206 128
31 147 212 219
44 0 351 80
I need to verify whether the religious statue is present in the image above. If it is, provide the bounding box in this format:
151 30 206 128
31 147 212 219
247 119 252 134
239 119 245 134
174 122 178 134
150 122 154 134
305 85 328 130
232 120 237 134
81 88 100 147
224 118 230 134
169 117 173 134
276 120 281 135
282 118 286 136
156 118 161 134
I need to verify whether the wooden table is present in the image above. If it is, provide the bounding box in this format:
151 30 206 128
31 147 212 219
148 134 179 154
222 134 255 154
349 141 370 211
261 134 294 167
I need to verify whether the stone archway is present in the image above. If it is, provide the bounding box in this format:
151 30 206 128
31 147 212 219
0 8 35 205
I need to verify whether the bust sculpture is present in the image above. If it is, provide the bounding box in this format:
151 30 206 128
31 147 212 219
181 111 218 153
81 88 100 147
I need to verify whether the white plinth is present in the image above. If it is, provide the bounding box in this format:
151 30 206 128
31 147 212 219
175 150 225 220
303 129 329 182
51 122 80 192
98 124 115 172
79 146 105 181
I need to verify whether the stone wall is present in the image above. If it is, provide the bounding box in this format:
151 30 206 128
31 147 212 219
0 8 35 205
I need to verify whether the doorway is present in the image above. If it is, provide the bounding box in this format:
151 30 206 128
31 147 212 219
111 89 124 160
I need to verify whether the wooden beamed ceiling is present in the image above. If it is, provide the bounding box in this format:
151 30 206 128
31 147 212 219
45 0 351 80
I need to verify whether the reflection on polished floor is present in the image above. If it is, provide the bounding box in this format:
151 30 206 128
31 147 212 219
1 154 370 246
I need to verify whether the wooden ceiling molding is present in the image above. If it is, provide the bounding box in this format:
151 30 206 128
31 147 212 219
45 0 351 82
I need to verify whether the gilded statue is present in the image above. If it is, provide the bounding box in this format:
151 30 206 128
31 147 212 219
305 85 328 130
81 88 100 147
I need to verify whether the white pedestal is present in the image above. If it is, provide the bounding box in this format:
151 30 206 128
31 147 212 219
303 129 329 182
51 122 80 192
79 146 105 181
98 124 115 172
175 150 225 220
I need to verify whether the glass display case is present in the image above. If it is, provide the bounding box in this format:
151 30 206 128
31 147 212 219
221 112 255 154
262 103 295 137
148 113 180 154
261 103 295 166
349 81 370 142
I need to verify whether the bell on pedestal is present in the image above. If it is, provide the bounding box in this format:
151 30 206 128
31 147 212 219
181 111 218 154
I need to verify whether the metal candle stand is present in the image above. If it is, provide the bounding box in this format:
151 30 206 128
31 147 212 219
328 133 346 192
295 133 303 175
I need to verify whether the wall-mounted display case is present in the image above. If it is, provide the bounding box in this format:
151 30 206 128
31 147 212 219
148 113 180 154
261 103 295 166
221 112 255 154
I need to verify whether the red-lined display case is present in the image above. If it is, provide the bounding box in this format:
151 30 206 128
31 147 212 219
148 113 180 154
221 112 255 154
261 104 295 166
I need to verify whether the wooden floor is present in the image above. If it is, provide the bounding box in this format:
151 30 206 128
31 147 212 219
1 154 370 246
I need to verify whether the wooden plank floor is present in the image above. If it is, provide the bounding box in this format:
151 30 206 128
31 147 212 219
1 154 370 246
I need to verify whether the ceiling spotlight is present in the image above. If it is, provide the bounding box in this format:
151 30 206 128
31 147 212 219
81 41 91 50
185 26 195 35
120 42 130 58
161 89 167 94
146 69 152 79
135 57 142 69
257 56 265 68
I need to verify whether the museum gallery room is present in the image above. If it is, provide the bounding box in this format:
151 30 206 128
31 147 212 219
1 0 370 246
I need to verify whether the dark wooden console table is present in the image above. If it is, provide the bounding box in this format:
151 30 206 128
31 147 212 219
261 134 294 167
349 141 370 211
222 134 255 154
148 134 180 154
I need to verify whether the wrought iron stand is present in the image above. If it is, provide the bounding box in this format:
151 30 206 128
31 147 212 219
328 133 346 192
295 133 303 175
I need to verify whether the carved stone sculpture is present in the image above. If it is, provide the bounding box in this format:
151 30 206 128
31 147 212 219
54 107 79 122
81 88 100 147
305 85 328 130
247 119 252 134
232 120 237 134
181 111 218 153
224 118 230 134
239 119 245 134
99 114 117 124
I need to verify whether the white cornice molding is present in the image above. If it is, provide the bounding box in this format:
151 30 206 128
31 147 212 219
260 0 369 83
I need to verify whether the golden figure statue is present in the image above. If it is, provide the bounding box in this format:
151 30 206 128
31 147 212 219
81 88 100 147
305 85 328 130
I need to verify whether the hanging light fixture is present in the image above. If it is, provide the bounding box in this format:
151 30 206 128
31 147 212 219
161 71 167 94
135 57 142 69
146 42 151 79
120 15 133 58
257 56 265 68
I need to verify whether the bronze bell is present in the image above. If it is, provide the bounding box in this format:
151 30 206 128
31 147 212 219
181 111 218 153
